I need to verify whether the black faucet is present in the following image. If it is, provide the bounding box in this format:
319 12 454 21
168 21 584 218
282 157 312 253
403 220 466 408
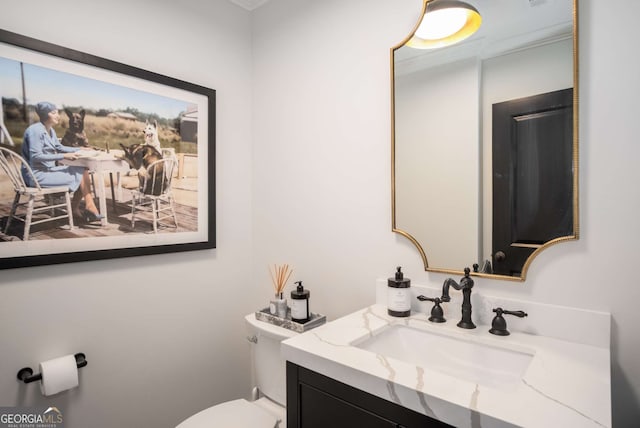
441 267 475 329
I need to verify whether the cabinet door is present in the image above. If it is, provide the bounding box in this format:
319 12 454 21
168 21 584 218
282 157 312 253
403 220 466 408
287 362 453 428
299 383 396 428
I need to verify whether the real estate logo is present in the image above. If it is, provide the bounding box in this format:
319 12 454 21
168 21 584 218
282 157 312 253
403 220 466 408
0 406 64 428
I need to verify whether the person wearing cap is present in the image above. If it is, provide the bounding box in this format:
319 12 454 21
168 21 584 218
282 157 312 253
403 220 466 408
21 101 103 222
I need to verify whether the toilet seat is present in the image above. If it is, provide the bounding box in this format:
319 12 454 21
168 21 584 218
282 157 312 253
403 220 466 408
176 398 280 428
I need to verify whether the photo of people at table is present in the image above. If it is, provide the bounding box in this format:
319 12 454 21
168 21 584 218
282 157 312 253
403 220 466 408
0 56 201 240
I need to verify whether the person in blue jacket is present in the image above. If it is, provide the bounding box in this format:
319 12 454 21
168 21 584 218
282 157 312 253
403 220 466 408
21 101 103 222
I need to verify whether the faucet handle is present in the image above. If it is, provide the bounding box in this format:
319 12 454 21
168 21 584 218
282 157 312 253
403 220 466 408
417 295 446 323
501 309 527 318
489 307 528 336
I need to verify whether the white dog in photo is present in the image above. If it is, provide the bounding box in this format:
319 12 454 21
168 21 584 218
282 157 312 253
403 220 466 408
143 120 162 152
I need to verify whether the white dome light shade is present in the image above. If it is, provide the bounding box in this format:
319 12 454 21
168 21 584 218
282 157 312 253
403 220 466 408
407 0 482 50
415 8 469 40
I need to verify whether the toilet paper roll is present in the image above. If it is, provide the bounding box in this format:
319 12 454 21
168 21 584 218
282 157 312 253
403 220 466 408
38 354 79 396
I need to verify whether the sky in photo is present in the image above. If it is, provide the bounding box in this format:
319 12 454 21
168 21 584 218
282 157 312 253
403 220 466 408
0 56 189 120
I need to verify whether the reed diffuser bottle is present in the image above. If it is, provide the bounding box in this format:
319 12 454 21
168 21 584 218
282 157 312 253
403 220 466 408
269 264 292 319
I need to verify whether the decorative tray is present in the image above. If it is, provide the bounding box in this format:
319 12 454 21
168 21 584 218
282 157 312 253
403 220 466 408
255 307 326 333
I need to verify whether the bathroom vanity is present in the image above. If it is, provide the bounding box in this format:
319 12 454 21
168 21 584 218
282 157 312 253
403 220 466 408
287 361 451 427
282 281 611 428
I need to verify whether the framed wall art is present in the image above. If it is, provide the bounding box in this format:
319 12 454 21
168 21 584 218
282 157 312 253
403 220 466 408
0 29 216 269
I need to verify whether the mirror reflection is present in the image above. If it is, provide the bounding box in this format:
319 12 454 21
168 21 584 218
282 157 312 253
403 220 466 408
392 0 578 280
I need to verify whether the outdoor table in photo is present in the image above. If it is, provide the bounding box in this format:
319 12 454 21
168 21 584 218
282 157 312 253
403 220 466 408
59 151 130 226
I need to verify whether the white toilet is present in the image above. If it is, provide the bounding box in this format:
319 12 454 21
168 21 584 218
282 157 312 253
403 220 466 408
176 313 298 428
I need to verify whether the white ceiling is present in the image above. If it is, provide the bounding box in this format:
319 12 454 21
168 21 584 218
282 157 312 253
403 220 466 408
229 0 270 11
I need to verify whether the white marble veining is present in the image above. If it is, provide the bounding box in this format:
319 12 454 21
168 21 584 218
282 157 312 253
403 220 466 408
282 283 611 428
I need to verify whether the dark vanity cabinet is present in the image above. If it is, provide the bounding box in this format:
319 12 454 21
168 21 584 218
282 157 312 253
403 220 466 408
286 362 453 428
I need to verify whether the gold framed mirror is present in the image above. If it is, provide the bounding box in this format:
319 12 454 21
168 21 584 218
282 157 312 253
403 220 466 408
391 0 578 281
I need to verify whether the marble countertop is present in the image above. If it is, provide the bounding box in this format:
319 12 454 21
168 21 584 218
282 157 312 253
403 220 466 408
282 303 611 428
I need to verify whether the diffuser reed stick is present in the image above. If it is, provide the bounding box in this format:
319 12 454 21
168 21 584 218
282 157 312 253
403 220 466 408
269 264 292 298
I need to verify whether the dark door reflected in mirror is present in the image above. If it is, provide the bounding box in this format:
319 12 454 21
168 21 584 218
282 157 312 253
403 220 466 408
492 88 573 276
391 0 579 281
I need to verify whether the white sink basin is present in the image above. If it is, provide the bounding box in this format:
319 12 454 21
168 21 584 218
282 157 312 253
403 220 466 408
354 325 533 389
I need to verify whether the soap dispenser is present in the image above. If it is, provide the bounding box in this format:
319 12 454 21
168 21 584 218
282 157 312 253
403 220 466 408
291 281 310 323
387 266 411 317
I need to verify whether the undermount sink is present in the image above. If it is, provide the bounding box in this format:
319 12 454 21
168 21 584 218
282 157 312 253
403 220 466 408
354 325 534 389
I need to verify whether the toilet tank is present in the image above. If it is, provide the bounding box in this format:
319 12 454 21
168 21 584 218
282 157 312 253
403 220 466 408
245 314 298 406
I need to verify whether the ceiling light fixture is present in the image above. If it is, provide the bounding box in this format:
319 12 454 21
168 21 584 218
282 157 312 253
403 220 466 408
406 0 482 50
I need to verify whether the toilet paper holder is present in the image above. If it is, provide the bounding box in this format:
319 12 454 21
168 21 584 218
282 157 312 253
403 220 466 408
16 353 87 384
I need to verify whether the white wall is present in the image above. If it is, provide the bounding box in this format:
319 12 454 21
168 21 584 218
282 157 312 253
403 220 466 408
252 0 640 426
395 58 479 269
252 0 422 319
0 1 257 427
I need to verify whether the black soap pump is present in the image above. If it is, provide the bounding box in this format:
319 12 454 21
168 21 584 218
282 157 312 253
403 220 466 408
388 266 411 317
291 281 310 323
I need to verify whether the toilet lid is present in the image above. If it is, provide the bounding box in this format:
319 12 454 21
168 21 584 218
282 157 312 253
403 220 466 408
176 399 279 428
